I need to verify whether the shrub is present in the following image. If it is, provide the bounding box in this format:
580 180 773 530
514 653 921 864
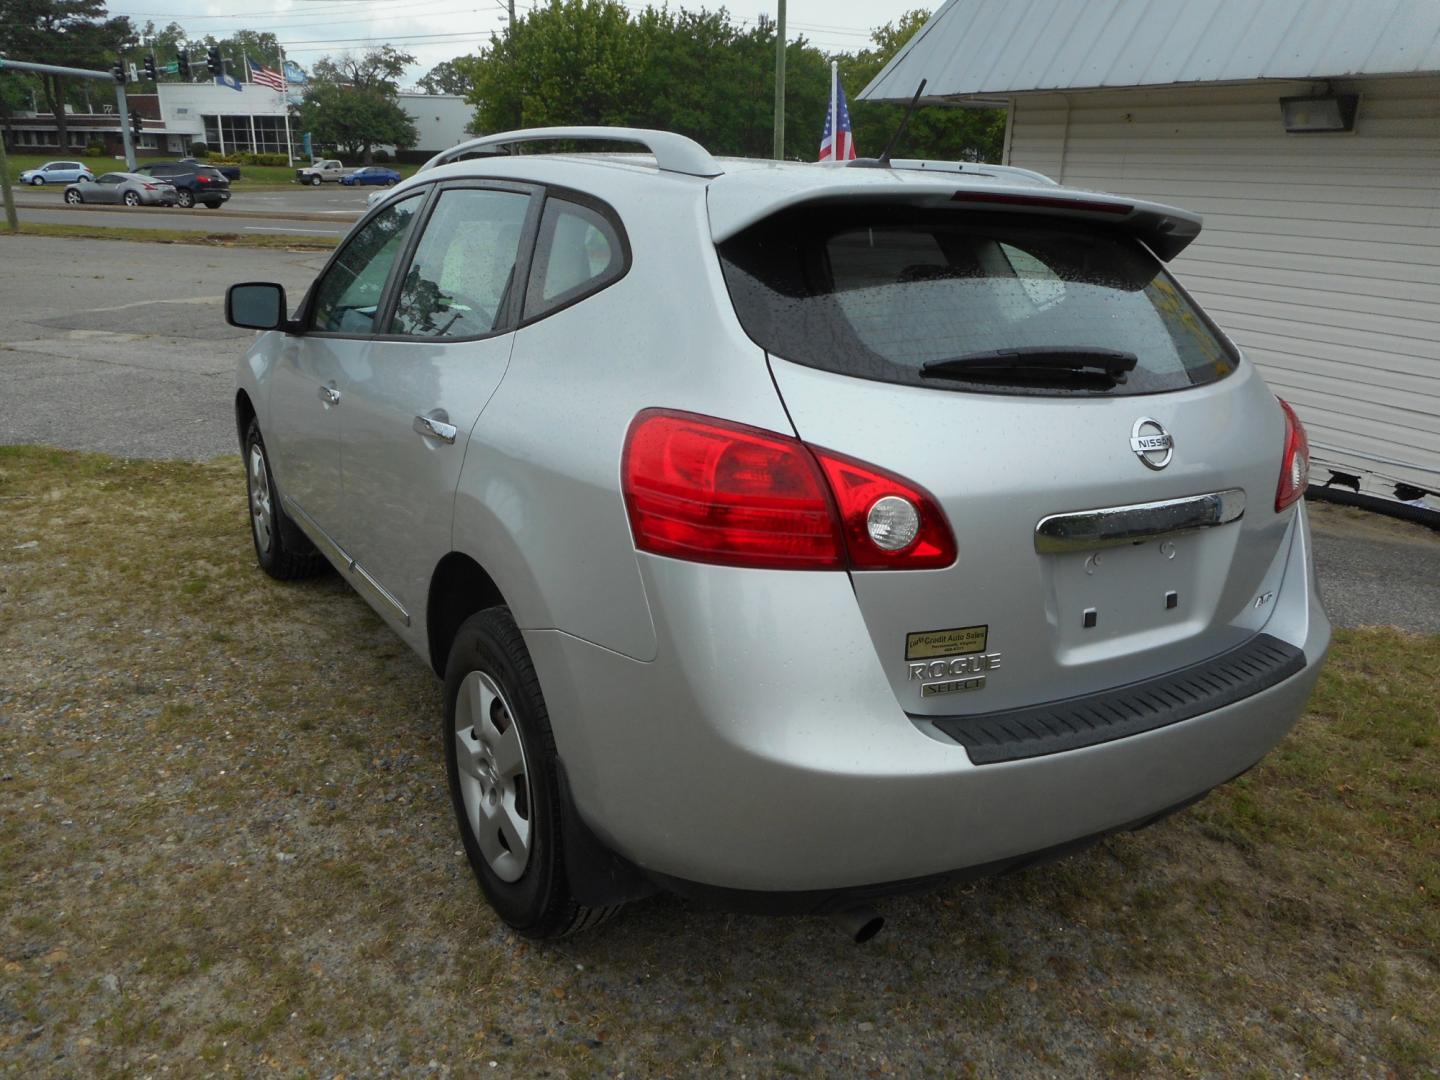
372 149 392 163
232 151 290 167
188 142 208 157
83 143 107 157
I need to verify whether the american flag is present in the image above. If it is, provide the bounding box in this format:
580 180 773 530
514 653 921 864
249 58 287 92
819 78 857 161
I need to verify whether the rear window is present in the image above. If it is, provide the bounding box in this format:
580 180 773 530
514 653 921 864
718 206 1238 396
197 167 226 180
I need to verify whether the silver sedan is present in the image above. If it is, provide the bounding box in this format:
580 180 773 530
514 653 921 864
63 171 178 208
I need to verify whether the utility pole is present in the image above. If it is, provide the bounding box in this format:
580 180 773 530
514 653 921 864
0 56 136 171
0 128 17 233
772 0 787 159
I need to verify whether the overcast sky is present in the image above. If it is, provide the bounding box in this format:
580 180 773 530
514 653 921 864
111 0 933 86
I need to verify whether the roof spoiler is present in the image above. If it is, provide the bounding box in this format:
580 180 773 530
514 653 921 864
419 126 724 179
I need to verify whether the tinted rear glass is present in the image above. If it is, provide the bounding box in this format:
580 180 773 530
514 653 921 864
718 206 1238 396
198 167 226 180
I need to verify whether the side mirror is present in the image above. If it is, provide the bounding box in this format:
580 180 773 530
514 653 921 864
226 282 290 332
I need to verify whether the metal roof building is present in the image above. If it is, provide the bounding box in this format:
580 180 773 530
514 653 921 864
861 0 1440 102
860 0 1440 513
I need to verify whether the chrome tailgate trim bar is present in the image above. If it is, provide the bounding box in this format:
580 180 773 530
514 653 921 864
1035 488 1246 554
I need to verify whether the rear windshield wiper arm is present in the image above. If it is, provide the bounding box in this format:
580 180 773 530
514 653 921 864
920 347 1138 380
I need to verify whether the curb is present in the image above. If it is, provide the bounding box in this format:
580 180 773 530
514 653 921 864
10 201 361 224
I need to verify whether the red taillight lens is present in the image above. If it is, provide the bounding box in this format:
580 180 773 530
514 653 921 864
196 175 210 183
622 409 956 571
1275 397 1310 511
810 448 956 569
142 183 156 190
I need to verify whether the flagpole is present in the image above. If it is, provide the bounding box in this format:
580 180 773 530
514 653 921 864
279 44 295 166
828 60 838 163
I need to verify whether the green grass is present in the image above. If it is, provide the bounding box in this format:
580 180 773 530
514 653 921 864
0 444 1437 1077
2 221 337 249
4 151 420 187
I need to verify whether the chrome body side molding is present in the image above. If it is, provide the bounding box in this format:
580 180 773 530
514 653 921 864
282 495 412 627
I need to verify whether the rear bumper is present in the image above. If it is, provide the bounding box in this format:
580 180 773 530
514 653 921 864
525 505 1329 895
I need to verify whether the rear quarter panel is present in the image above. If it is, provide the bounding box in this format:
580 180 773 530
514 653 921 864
452 177 794 661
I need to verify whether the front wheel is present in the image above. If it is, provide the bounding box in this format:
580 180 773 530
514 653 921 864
243 417 325 580
202 202 223 210
310 175 322 187
64 189 82 204
31 176 44 186
123 191 140 206
176 190 195 209
444 607 621 939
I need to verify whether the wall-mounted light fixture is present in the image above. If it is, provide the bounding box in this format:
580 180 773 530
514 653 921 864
1280 92 1359 133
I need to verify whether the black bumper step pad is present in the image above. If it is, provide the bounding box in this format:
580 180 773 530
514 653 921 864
926 634 1306 765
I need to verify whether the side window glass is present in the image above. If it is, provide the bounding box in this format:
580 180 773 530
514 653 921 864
523 198 624 320
388 187 531 338
310 194 424 334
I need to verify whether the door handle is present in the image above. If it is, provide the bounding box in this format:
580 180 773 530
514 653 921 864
413 411 457 444
317 382 341 406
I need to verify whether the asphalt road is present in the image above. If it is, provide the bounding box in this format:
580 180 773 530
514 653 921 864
1 232 1436 632
14 181 373 216
0 234 324 459
13 204 353 237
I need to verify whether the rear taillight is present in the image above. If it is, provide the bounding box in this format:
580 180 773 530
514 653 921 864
196 175 210 183
142 184 156 191
622 409 956 571
1275 397 1310 512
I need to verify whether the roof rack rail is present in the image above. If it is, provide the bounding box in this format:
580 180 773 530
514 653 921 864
419 126 724 179
848 157 1058 186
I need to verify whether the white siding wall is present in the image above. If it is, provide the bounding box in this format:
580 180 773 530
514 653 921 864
1007 77 1440 507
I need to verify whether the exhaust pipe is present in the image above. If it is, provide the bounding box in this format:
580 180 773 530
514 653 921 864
829 905 884 944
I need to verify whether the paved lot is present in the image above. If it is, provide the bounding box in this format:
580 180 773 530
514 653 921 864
1 232 1436 630
0 234 325 458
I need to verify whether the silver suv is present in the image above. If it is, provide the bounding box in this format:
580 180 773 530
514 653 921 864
228 127 1329 940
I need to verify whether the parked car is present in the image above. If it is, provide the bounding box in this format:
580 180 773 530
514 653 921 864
227 127 1330 942
19 161 93 185
339 166 401 187
296 159 350 185
132 162 231 208
63 171 177 207
179 156 241 182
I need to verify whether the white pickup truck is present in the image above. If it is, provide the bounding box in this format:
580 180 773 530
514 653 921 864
295 159 352 186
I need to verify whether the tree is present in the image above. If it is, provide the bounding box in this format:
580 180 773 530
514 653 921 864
841 10 1005 163
454 0 831 158
312 45 415 95
417 58 471 96
298 82 416 164
0 0 134 149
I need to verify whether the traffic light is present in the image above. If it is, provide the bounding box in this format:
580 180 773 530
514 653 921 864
143 54 157 81
112 61 126 85
175 50 191 81
130 110 143 141
206 47 223 77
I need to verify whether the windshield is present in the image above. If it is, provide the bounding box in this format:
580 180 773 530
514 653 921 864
718 206 1238 396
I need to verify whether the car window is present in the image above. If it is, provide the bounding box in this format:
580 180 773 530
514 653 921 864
388 187 531 338
310 194 424 335
719 206 1237 397
98 174 123 184
523 198 624 320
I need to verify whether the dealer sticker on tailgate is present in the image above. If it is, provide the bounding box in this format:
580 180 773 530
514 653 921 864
905 625 988 660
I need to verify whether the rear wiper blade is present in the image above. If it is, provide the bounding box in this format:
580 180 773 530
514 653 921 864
920 347 1138 380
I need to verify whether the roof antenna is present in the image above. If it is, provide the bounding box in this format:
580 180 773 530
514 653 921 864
850 79 927 169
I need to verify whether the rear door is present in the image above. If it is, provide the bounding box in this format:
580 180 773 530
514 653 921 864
718 203 1296 715
334 180 539 639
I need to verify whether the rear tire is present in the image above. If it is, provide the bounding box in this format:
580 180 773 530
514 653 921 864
243 417 325 581
444 607 622 939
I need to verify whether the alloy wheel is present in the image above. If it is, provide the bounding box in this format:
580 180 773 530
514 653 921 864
453 671 532 882
247 445 273 555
